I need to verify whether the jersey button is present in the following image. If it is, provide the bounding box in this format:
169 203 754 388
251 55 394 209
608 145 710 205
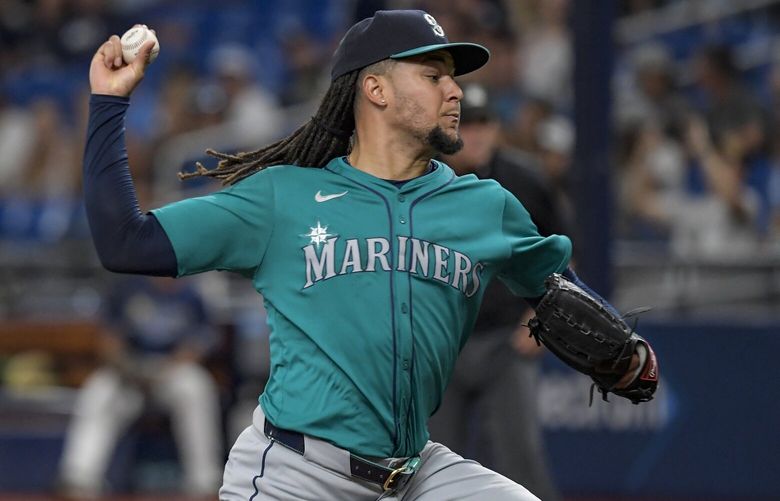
398 194 406 202
399 216 406 224
401 303 408 314
402 360 410 370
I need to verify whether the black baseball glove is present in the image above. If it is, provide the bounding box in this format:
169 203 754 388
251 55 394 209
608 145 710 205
528 273 659 404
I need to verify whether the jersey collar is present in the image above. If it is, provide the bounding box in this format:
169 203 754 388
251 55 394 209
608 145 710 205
324 156 454 194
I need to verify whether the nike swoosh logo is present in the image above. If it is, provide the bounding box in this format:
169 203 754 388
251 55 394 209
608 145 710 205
315 190 348 202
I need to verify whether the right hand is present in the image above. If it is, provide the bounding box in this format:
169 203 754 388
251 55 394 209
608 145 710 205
89 27 156 97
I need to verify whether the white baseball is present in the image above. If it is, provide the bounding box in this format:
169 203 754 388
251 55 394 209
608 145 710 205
120 25 160 64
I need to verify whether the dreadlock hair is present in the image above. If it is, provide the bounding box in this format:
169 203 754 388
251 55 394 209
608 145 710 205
180 59 395 186
178 70 358 185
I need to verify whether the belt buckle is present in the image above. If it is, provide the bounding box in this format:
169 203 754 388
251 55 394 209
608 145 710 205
382 465 406 492
382 456 420 492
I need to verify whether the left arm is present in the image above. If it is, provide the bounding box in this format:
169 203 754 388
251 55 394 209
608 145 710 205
496 189 657 401
527 273 659 404
524 267 644 390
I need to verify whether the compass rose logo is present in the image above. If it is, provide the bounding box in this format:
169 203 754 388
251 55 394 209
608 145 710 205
302 221 336 249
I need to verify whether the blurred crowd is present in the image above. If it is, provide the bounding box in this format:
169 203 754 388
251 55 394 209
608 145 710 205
2 0 780 256
614 27 780 258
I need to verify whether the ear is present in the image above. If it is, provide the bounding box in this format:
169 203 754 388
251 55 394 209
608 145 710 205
361 74 388 107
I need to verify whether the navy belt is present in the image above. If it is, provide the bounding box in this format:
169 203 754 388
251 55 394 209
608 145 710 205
263 419 419 492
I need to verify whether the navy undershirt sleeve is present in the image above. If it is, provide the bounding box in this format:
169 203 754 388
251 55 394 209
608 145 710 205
83 94 177 276
526 267 622 318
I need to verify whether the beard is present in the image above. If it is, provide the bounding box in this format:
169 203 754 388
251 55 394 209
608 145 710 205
426 125 463 155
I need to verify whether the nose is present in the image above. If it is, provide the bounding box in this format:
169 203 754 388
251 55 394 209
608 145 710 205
445 76 463 102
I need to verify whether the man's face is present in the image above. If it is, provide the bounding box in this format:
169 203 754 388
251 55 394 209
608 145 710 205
384 51 464 154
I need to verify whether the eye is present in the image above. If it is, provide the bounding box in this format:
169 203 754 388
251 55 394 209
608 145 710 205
428 74 441 82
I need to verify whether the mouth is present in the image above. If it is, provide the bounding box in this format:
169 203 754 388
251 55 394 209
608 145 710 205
443 112 460 124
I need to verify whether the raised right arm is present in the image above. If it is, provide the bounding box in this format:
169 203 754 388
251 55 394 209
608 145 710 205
84 30 177 275
84 94 177 275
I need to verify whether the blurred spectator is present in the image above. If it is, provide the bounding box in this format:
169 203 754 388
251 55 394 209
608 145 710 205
430 83 563 501
695 45 771 230
616 43 689 142
693 45 767 150
516 0 572 110
55 0 119 63
278 27 329 106
19 97 80 198
506 96 554 154
0 94 85 242
207 43 282 146
58 276 223 497
0 95 36 194
673 115 762 257
1 0 118 71
468 26 525 124
536 114 575 189
151 64 203 140
0 96 78 199
617 119 687 241
535 112 576 235
614 43 689 241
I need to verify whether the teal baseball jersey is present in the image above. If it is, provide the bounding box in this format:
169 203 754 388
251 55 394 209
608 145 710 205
152 156 571 457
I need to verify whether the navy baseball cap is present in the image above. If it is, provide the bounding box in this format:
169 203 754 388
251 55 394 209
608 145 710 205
330 10 490 81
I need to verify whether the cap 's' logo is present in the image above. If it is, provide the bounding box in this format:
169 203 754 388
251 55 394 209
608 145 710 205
423 13 445 37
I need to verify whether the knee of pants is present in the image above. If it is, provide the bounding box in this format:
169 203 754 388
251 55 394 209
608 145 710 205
163 363 218 402
75 369 143 417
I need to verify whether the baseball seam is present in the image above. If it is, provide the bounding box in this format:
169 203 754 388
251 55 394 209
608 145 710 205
123 31 149 50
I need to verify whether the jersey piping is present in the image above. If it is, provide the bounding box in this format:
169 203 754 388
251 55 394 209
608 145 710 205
404 170 456 451
324 167 402 452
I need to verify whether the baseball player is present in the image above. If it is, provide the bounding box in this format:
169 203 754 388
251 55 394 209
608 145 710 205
84 10 656 500
58 276 222 496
